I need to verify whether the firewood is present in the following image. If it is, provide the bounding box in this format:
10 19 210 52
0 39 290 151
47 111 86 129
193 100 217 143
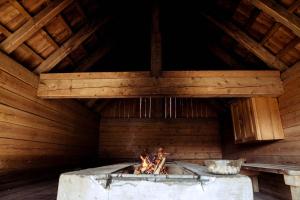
154 157 166 174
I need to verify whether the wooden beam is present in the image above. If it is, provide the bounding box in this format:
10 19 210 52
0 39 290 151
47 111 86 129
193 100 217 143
37 71 283 98
7 1 75 70
0 0 73 53
205 15 288 71
0 25 43 69
249 0 300 38
277 37 300 58
260 0 300 44
34 17 110 74
150 3 162 77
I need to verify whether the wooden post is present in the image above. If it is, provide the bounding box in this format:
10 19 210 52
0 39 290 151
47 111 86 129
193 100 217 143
251 176 259 192
151 1 162 77
284 175 300 200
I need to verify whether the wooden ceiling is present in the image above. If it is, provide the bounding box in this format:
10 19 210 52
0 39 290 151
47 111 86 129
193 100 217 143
1 0 300 113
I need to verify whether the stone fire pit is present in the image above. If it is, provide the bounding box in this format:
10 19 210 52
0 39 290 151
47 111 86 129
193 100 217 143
57 162 253 200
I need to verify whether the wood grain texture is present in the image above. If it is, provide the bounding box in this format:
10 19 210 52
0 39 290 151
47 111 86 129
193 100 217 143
0 52 99 174
0 0 74 53
99 118 221 163
249 0 300 38
206 15 288 71
222 62 300 199
37 71 284 98
34 17 110 74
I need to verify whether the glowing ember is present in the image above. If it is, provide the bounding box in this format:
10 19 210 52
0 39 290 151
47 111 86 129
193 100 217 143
134 148 168 175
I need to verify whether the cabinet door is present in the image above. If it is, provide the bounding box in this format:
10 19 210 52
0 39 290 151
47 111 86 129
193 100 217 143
231 99 257 143
251 97 284 140
242 99 257 141
231 102 243 143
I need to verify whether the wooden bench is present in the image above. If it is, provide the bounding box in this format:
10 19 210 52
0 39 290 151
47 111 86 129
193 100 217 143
241 163 300 200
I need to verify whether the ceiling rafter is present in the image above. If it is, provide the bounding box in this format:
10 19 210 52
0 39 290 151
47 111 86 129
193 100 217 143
248 0 300 41
0 0 73 53
34 17 111 74
205 15 288 71
277 37 300 58
0 24 43 69
6 0 75 68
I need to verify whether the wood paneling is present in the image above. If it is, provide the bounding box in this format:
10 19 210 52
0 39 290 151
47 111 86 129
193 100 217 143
37 71 284 98
230 97 284 143
222 62 300 164
100 98 218 119
99 117 221 164
0 52 99 174
222 62 300 199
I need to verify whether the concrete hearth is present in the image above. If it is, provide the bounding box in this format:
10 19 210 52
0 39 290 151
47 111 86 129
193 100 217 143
57 162 253 200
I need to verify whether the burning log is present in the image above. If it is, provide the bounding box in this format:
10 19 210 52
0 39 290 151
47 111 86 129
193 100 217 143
134 148 168 175
154 157 166 174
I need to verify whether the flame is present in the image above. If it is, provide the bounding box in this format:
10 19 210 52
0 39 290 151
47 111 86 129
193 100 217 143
134 148 168 175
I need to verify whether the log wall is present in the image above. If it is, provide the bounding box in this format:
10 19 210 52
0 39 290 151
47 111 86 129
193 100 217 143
99 99 221 164
0 53 100 176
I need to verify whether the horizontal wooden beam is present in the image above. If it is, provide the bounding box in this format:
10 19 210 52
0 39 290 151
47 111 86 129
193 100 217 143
0 0 73 53
37 71 283 98
205 15 288 71
249 0 300 38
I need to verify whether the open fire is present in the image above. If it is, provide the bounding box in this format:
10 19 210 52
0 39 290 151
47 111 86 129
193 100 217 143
134 148 168 174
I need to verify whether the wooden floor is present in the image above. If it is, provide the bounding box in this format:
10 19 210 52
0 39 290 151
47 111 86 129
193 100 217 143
0 179 280 200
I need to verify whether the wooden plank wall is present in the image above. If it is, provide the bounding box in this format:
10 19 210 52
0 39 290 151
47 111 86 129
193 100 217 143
0 53 100 176
100 98 218 119
221 63 300 199
99 99 221 164
222 63 300 164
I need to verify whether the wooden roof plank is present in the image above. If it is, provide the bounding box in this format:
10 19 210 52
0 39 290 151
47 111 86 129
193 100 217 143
261 0 300 45
249 0 300 39
206 15 288 71
34 17 110 74
0 24 43 69
277 37 300 58
0 0 73 54
8 0 75 69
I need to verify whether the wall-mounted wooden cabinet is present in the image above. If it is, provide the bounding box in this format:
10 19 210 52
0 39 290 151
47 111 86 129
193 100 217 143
230 97 284 143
